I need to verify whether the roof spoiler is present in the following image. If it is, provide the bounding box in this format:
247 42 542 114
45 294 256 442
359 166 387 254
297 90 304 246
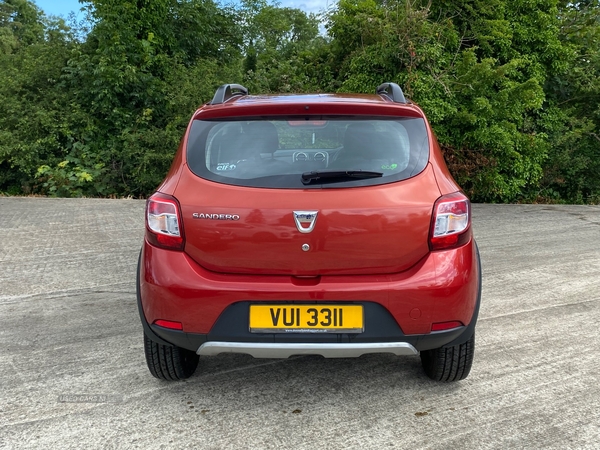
211 84 249 105
376 82 407 104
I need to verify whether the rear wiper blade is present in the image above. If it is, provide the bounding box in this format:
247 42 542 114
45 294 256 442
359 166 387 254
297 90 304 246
301 170 384 185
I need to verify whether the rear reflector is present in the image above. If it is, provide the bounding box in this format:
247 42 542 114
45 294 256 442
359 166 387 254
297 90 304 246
431 321 463 332
429 192 471 251
153 319 183 331
146 193 184 251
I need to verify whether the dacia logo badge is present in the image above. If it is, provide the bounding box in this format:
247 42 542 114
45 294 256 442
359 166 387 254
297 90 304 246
293 211 318 233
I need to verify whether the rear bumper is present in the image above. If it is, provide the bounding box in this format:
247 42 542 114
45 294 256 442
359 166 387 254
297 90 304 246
137 240 481 355
144 300 474 353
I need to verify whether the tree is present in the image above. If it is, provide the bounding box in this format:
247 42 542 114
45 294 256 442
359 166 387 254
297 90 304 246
0 0 78 194
238 0 323 93
538 0 600 203
59 0 242 195
324 0 575 202
0 0 597 202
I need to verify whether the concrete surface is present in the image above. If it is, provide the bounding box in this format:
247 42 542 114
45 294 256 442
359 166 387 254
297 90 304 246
0 198 599 449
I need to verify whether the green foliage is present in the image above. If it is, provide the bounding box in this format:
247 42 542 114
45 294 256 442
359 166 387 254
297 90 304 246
58 0 244 196
0 0 598 203
439 52 548 202
0 0 76 193
35 155 105 197
238 0 323 93
322 0 591 203
540 1 600 203
0 0 45 50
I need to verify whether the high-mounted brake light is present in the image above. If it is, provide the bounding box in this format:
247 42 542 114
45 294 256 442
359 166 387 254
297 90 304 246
429 192 471 251
145 193 185 251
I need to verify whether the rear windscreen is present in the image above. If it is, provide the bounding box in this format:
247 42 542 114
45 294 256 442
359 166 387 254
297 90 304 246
186 117 430 188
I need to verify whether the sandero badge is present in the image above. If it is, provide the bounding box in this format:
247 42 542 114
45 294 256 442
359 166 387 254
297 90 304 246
137 82 481 382
192 212 240 220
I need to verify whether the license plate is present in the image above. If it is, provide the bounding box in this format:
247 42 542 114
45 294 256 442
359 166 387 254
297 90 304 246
249 305 363 333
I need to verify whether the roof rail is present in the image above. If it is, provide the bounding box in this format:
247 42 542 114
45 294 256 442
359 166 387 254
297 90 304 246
376 82 407 104
211 84 249 105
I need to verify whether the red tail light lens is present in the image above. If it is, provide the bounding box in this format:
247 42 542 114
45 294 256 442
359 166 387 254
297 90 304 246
431 321 464 332
429 192 471 251
153 319 184 331
146 193 184 251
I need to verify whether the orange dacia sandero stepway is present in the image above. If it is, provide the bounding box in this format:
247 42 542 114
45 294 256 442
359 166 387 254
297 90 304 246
137 82 481 382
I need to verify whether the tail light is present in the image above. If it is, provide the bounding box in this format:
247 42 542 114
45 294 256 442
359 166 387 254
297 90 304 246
153 319 184 330
431 321 464 332
145 193 185 251
429 192 471 251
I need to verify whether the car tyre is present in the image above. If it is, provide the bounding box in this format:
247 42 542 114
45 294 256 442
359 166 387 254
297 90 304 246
143 332 199 381
420 332 474 381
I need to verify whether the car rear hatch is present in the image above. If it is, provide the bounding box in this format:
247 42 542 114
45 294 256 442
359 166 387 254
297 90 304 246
175 161 441 276
171 115 441 276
